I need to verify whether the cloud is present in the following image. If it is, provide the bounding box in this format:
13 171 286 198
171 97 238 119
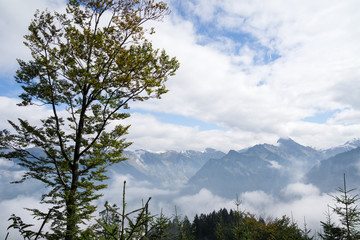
240 190 275 212
328 108 360 126
0 158 15 168
0 97 54 130
237 184 335 233
101 173 177 203
268 160 282 169
0 195 46 239
173 188 234 219
0 0 66 75
126 0 360 150
98 172 180 218
122 112 280 152
1 0 360 152
281 183 320 198
168 184 335 233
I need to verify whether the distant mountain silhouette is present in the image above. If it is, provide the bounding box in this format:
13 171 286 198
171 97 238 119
3 138 360 202
305 147 360 192
185 138 325 198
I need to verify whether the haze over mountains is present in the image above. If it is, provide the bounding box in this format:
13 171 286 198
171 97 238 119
113 138 360 198
2 137 360 203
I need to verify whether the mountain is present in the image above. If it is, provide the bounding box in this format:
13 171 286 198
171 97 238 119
113 148 226 187
276 138 324 162
185 138 325 198
185 148 289 198
109 138 360 197
305 147 360 192
322 138 360 158
3 138 360 202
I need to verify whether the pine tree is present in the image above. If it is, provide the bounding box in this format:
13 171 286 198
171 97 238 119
330 174 360 240
318 205 345 240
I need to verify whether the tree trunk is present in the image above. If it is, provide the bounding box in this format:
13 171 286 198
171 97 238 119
66 185 78 239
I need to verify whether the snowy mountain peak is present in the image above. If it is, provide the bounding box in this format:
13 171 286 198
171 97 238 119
344 138 360 147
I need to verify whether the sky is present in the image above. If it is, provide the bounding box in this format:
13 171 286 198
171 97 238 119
1 0 360 152
1 0 360 237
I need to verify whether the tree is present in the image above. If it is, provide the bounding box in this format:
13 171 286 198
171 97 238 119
179 216 194 240
318 205 345 240
147 210 171 240
1 0 179 239
91 181 152 240
302 217 314 240
330 174 360 240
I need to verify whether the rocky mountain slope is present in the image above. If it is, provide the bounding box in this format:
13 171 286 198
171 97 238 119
305 147 360 192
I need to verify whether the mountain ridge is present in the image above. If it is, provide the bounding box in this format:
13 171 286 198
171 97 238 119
112 137 360 198
2 138 360 200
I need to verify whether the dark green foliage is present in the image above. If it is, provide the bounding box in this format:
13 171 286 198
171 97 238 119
178 216 194 240
232 213 308 240
147 211 172 240
318 207 345 240
124 207 311 240
1 0 178 239
174 208 311 240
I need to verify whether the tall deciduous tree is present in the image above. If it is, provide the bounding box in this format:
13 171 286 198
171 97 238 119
0 0 179 239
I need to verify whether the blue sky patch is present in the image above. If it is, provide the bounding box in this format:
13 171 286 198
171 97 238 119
301 110 341 124
0 76 21 97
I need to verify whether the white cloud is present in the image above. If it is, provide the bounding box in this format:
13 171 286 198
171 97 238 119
168 185 336 233
268 160 282 169
0 158 15 168
187 0 220 23
127 0 360 150
173 188 234 219
271 192 333 233
0 195 46 239
0 96 52 130
236 185 336 233
1 0 360 152
0 0 66 75
282 183 320 198
331 109 360 125
101 173 177 204
240 190 275 211
122 112 280 152
98 172 180 218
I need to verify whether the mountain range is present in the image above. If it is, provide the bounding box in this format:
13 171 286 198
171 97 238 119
2 138 360 202
112 138 360 198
